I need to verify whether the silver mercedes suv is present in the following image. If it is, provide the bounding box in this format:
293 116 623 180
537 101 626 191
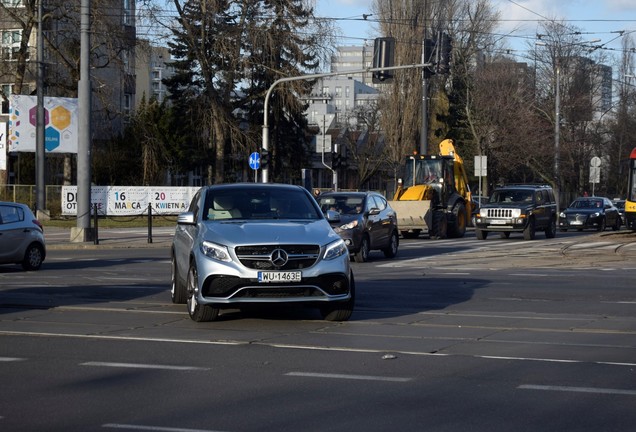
171 183 354 322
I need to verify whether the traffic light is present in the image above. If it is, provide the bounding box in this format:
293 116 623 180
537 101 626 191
435 33 452 74
372 37 395 84
332 152 341 169
261 148 270 169
340 153 349 169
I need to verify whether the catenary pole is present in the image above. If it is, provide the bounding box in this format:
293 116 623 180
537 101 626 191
35 0 45 217
73 0 92 241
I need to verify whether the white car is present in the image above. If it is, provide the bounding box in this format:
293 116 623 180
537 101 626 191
170 183 354 322
0 202 46 270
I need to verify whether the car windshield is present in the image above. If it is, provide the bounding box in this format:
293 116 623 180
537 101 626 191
614 201 625 210
318 195 364 215
202 187 321 220
489 190 534 204
570 199 602 209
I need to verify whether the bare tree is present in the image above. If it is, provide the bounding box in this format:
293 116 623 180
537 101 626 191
339 102 387 189
372 0 427 172
533 20 613 199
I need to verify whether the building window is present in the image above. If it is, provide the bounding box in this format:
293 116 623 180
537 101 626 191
123 93 132 116
345 86 350 98
1 84 11 114
2 30 22 61
322 86 329 96
123 0 134 25
335 86 342 97
1 0 23 6
121 49 133 74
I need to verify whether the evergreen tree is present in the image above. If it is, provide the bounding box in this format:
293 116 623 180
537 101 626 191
165 0 328 183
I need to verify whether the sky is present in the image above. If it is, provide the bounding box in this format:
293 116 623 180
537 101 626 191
314 0 636 64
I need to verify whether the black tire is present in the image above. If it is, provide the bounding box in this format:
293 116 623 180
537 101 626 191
320 272 355 322
475 229 488 240
545 217 557 239
430 210 448 239
21 243 44 271
170 253 187 304
523 218 536 240
382 231 399 259
500 232 511 239
354 235 370 263
612 217 621 231
447 203 467 238
186 262 219 322
597 218 606 232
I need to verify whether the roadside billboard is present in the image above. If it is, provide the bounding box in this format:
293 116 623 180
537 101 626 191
8 95 79 154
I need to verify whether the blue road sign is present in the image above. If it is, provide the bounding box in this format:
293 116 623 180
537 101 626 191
249 152 260 170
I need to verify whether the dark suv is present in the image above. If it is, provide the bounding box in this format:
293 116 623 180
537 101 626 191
474 184 557 240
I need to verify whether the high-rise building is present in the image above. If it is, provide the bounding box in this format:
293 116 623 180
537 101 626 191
135 41 175 110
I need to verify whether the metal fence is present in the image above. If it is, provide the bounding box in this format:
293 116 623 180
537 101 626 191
0 185 64 216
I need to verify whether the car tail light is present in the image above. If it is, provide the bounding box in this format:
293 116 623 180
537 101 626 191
33 219 44 231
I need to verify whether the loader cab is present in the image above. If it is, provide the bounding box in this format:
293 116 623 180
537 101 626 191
399 155 456 204
405 156 444 186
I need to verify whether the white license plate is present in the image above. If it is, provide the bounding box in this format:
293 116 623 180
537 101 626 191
258 271 301 283
490 220 508 225
570 221 583 225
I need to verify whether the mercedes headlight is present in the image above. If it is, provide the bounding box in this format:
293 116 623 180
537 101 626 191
324 239 348 260
200 241 231 262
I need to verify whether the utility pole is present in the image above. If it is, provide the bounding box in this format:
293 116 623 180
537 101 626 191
35 0 46 219
72 0 93 242
419 0 429 155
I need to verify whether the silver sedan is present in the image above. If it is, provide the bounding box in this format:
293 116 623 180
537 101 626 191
171 183 354 322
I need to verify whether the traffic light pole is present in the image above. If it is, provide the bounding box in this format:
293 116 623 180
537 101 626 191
262 63 432 183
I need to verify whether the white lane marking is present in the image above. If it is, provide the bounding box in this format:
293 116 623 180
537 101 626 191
286 371 412 382
519 384 636 396
3 330 636 369
0 331 244 346
81 361 209 371
0 357 25 362
103 423 226 432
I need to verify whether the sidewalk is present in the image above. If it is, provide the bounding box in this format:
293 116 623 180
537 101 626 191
45 226 175 250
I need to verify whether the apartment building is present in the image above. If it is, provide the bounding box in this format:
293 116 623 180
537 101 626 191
135 40 174 110
0 0 136 136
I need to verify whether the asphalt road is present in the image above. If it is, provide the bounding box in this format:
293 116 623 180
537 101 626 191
1 230 635 431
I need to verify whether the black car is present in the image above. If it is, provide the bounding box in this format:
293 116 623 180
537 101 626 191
474 184 557 240
559 197 622 232
317 191 399 263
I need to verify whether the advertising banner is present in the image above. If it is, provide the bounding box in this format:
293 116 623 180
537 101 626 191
8 95 79 154
62 186 201 216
